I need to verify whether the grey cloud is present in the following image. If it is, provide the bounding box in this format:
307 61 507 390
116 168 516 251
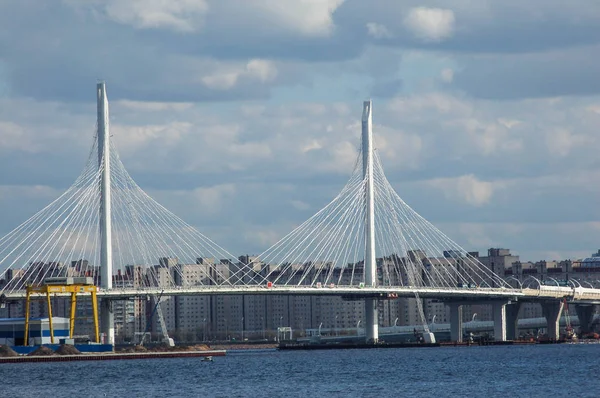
452 46 600 99
337 0 600 53
371 79 403 98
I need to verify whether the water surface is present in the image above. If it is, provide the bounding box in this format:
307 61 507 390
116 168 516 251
2 344 598 397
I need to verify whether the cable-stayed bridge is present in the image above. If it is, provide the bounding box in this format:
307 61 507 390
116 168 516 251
1 83 600 345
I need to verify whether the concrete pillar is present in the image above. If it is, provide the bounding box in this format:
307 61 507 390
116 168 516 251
362 101 378 345
575 305 594 335
542 301 564 340
365 298 378 344
449 303 463 343
493 302 507 341
101 299 115 345
505 302 522 341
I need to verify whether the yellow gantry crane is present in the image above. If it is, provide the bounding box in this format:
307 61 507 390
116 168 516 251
24 277 100 345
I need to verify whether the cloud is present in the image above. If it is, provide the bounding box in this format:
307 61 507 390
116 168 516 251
301 139 323 153
2 0 600 262
249 0 346 37
101 0 209 32
150 183 237 221
440 221 600 261
452 44 600 99
387 92 472 116
403 7 456 42
201 59 278 90
366 22 392 39
117 100 194 112
440 68 454 83
290 200 310 210
545 128 592 157
111 122 193 154
427 174 496 206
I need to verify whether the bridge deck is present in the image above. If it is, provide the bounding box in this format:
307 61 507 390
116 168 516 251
3 285 600 303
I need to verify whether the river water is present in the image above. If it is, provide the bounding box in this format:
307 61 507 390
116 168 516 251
2 344 599 397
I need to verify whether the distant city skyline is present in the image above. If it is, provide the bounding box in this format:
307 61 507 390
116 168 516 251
1 1 600 262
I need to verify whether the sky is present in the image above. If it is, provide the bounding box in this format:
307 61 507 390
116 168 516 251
1 0 600 262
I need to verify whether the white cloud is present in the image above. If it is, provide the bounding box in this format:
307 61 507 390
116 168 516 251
117 100 193 112
201 59 277 90
191 184 236 213
151 183 237 219
440 221 600 262
497 118 521 129
249 0 345 37
301 139 322 153
440 68 454 83
246 59 278 82
404 7 456 42
243 227 284 248
111 122 193 153
388 92 472 116
428 174 496 206
545 128 591 157
0 121 34 152
323 140 359 173
201 73 239 90
0 185 61 201
366 22 393 39
458 118 523 155
0 119 90 154
374 126 423 170
290 200 310 210
103 0 209 32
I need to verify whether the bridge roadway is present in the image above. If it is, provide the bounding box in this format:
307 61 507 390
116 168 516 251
4 285 600 303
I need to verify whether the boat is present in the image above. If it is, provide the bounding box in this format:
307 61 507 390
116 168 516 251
202 356 213 362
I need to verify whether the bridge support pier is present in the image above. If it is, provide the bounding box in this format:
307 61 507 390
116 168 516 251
492 301 521 341
365 298 378 344
575 305 594 335
101 299 115 346
542 301 564 340
449 303 463 343
505 302 522 341
492 302 507 341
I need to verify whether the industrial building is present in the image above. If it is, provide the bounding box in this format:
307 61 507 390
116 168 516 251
0 317 68 346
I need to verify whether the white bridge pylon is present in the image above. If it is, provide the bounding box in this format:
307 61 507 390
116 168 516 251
0 83 242 295
243 103 509 294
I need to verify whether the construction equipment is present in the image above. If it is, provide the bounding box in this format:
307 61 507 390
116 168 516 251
562 298 577 340
139 290 174 347
24 279 100 345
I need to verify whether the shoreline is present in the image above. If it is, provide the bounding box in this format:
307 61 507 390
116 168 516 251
0 349 225 364
208 343 278 351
